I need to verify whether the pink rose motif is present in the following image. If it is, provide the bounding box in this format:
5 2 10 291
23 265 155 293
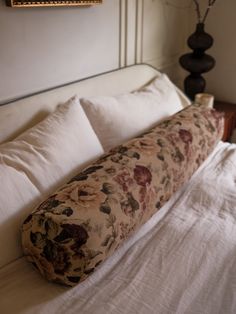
133 165 152 187
113 168 134 192
179 129 193 144
166 132 180 145
138 185 155 212
209 110 224 133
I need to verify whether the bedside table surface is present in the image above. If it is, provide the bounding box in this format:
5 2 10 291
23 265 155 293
214 100 236 142
214 101 236 112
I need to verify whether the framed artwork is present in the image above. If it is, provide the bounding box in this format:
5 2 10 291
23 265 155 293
6 0 102 7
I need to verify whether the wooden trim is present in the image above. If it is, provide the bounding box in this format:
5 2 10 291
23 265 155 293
135 0 143 64
119 0 127 68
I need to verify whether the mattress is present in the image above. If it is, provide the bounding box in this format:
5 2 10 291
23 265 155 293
1 141 236 314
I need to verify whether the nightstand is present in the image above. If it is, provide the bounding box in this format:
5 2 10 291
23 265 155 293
214 101 236 142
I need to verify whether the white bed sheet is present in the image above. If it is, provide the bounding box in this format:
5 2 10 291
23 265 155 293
1 141 236 314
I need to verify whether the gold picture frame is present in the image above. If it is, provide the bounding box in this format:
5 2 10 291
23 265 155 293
6 0 102 8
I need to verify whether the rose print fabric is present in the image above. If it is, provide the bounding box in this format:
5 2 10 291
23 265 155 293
22 105 224 286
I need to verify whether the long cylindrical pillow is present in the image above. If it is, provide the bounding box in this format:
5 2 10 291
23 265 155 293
22 104 224 286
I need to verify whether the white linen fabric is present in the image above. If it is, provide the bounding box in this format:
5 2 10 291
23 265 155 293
1 141 236 314
80 74 184 151
0 65 190 144
0 96 104 269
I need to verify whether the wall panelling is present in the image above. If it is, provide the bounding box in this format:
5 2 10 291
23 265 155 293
0 0 190 103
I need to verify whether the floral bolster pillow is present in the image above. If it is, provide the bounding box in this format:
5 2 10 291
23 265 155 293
22 104 224 286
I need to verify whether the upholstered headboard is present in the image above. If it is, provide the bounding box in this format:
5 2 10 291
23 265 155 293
0 64 190 144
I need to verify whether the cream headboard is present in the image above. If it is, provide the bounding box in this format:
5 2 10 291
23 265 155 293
0 64 190 144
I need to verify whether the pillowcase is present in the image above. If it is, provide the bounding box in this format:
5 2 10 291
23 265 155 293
0 96 104 269
80 74 184 152
22 105 224 286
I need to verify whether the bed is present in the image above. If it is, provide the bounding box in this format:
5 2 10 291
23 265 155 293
0 64 236 314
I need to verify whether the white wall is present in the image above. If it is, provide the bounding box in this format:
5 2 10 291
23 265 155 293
0 0 191 103
142 0 191 83
0 1 120 102
203 0 236 103
181 0 236 103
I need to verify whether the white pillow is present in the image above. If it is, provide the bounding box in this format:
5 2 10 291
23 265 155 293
0 96 104 268
80 74 184 152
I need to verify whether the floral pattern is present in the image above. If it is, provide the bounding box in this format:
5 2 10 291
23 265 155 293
22 105 224 286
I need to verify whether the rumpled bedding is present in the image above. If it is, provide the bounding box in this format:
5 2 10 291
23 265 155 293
0 141 236 314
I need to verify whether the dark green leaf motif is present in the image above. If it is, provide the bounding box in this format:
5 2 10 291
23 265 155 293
54 229 71 243
62 207 73 217
42 240 55 262
68 174 88 183
95 260 103 267
116 146 140 160
61 224 88 246
101 183 115 195
24 214 32 224
68 166 104 183
37 195 61 211
157 139 165 147
111 155 123 163
67 276 81 283
127 193 139 211
84 268 95 275
45 219 59 239
118 146 128 154
155 201 161 209
100 202 111 215
42 239 72 275
101 234 112 246
82 166 104 175
157 154 164 161
132 152 140 159
125 151 140 159
171 148 185 163
207 121 215 133
30 232 45 247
